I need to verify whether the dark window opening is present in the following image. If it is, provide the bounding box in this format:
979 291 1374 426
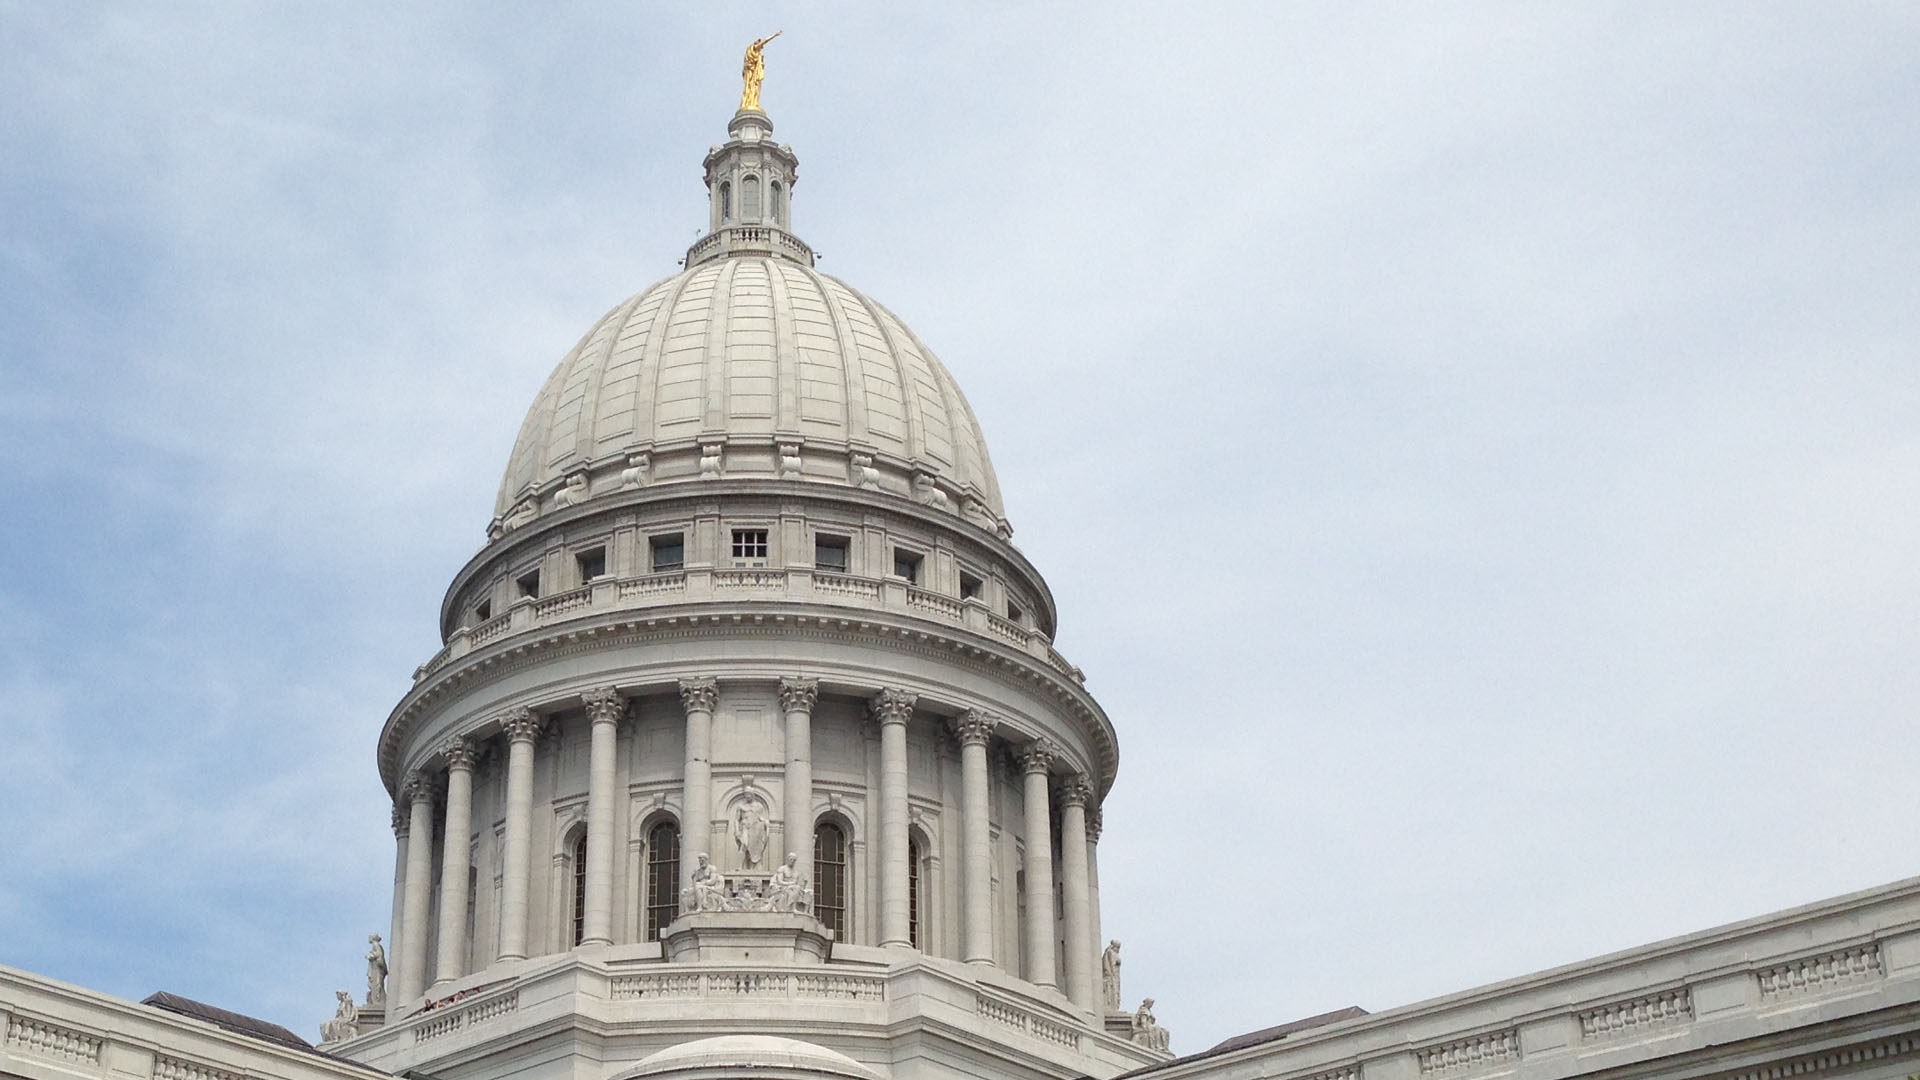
1007 601 1025 624
571 830 588 947
959 571 983 601
720 181 731 221
645 821 680 941
814 534 850 573
908 834 924 949
732 529 769 561
893 548 923 584
474 598 492 622
650 534 685 573
814 821 848 941
516 569 542 600
576 546 607 583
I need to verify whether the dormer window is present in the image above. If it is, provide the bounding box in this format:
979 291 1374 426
893 548 923 585
576 546 607 583
732 529 769 563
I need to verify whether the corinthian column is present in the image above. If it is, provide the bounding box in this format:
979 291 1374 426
581 688 623 946
1087 807 1106 1005
871 688 917 947
396 773 436 1004
679 678 719 894
432 738 477 988
951 710 995 965
1018 741 1057 989
496 709 542 961
779 677 819 872
1059 776 1095 1011
387 803 408 996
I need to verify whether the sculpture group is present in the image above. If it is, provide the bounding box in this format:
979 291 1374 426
680 851 814 915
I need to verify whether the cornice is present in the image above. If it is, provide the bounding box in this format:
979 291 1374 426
379 600 1118 798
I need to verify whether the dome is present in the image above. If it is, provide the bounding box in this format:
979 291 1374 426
493 256 1008 533
613 1036 882 1080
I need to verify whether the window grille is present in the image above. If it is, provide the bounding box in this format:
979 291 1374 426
814 822 849 940
908 835 923 949
571 830 588 946
645 822 680 941
732 529 769 560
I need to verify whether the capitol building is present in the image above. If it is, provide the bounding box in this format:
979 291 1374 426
4 60 1919 1080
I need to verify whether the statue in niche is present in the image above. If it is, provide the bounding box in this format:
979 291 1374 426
682 852 726 913
1131 998 1169 1052
365 933 388 1007
1101 939 1122 1012
319 991 358 1044
731 794 771 869
767 852 812 913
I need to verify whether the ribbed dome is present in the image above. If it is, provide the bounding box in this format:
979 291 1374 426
613 1036 881 1080
493 256 1007 533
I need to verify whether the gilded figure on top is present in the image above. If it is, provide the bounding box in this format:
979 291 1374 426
741 31 782 111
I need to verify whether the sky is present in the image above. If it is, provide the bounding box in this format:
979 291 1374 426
3 1 1918 1056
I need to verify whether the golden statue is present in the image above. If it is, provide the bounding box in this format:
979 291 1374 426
740 31 782 112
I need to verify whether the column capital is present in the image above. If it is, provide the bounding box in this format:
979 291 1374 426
583 687 625 725
440 737 478 771
679 677 719 714
1017 740 1058 776
1086 808 1104 844
868 687 918 726
401 769 436 804
501 707 544 744
778 676 819 713
1060 776 1095 808
391 802 409 837
950 709 995 747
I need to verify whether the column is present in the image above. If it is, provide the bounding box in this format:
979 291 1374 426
780 677 819 873
386 803 408 999
871 688 917 947
496 708 541 961
397 772 436 1004
679 678 719 894
432 738 476 988
1059 777 1095 1011
1018 741 1057 989
581 688 623 946
1088 808 1108 1010
951 710 995 965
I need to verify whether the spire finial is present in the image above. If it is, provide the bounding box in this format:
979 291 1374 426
740 31 782 112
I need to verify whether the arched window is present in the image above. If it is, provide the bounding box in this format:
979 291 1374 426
742 174 761 221
570 830 588 947
814 821 848 940
769 180 784 225
645 820 680 941
720 181 731 221
907 834 924 949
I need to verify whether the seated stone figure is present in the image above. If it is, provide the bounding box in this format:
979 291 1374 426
319 990 358 1044
679 852 727 914
766 853 812 913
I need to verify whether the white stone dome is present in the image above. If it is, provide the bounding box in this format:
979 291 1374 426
613 1035 882 1080
495 256 1006 527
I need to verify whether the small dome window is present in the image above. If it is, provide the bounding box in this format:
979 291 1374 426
742 174 762 220
769 180 784 225
719 181 732 221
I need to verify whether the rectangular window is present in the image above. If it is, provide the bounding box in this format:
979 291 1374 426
814 534 850 573
1007 600 1025 624
650 534 684 572
893 548 923 584
516 569 541 600
732 528 769 561
474 598 492 622
959 570 983 601
576 546 607 582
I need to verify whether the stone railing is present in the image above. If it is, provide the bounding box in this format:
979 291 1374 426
411 989 518 1044
153 1056 245 1080
685 225 815 267
608 969 886 1002
1757 944 1882 998
975 992 1083 1051
1416 1030 1520 1075
424 567 1075 685
5 1014 104 1065
1578 989 1691 1040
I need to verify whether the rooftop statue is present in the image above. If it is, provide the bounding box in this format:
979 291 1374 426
740 31 782 112
364 933 388 1007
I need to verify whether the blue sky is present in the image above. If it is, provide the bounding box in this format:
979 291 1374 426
3 2 1918 1052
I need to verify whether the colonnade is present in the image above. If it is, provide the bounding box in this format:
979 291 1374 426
385 679 1108 1014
